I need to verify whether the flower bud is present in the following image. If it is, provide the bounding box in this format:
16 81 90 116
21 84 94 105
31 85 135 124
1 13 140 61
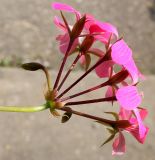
80 35 94 53
61 111 72 123
108 70 129 85
70 15 86 40
21 62 45 71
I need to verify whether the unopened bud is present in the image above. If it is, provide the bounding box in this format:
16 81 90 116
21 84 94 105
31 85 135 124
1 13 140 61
108 70 129 85
80 35 94 53
70 15 86 40
115 120 131 129
21 62 45 71
61 111 72 123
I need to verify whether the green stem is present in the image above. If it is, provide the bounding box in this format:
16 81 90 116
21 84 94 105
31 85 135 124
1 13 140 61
0 105 49 113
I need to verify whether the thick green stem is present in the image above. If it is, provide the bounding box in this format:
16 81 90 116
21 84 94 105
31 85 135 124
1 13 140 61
0 105 49 113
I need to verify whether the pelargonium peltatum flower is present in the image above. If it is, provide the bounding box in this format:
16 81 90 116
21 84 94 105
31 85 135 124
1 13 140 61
50 2 148 155
0 2 149 156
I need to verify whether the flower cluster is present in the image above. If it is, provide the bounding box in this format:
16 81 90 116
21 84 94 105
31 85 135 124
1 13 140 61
51 2 148 155
0 2 148 156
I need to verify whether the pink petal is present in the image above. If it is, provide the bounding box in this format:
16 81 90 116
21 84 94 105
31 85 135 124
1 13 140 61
124 58 141 84
96 22 118 39
89 25 112 44
139 108 148 120
119 107 132 120
126 125 149 144
116 86 142 110
112 132 126 155
133 108 147 138
84 15 95 30
52 2 81 20
52 2 75 12
105 86 114 98
57 33 78 54
95 60 114 78
54 16 66 31
111 39 132 65
79 55 86 65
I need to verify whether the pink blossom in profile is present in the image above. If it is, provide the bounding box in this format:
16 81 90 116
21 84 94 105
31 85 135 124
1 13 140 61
111 39 143 84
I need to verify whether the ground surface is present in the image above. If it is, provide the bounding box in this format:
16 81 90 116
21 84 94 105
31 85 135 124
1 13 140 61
0 0 155 73
0 68 154 160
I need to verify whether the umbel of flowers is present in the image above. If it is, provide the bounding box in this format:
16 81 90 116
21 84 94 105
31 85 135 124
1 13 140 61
0 2 148 155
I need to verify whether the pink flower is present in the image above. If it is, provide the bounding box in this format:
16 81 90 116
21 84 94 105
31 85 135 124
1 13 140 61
112 107 148 155
95 39 143 84
52 2 119 57
111 39 142 84
119 107 149 142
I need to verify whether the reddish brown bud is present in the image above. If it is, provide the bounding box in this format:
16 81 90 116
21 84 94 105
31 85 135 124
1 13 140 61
80 35 94 53
21 62 45 71
108 70 129 85
114 120 131 129
70 15 86 40
61 110 72 123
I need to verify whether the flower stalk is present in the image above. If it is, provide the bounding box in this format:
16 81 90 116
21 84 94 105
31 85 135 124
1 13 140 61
0 105 49 112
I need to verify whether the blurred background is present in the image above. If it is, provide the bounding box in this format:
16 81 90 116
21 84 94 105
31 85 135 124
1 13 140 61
0 0 155 160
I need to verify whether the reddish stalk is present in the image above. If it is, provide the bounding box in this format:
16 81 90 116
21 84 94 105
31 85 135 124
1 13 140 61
58 107 115 124
53 40 74 90
59 81 109 102
58 107 131 128
56 52 110 99
65 96 116 106
57 52 82 91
